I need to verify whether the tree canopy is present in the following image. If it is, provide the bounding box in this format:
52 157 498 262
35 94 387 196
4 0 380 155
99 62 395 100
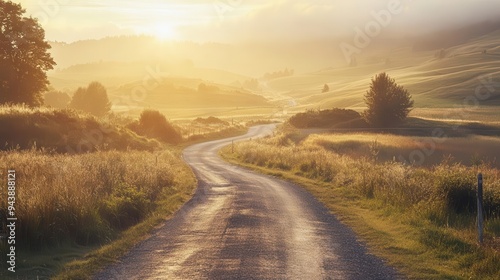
69 81 111 117
0 0 55 106
363 72 414 127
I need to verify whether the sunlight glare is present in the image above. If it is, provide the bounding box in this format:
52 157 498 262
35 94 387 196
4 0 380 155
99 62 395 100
145 22 177 41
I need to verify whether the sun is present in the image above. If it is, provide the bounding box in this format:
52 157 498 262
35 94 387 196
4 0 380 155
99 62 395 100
153 24 176 40
139 22 177 41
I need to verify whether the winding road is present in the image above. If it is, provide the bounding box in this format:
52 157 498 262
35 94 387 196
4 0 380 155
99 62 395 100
94 124 400 280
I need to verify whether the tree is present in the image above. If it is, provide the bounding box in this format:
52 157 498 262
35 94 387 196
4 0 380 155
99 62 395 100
70 81 111 117
322 84 330 93
363 72 413 127
44 89 70 108
0 1 55 106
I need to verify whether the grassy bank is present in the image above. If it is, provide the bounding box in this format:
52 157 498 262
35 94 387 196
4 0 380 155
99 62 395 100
0 106 199 278
221 130 500 279
0 106 161 153
0 149 196 279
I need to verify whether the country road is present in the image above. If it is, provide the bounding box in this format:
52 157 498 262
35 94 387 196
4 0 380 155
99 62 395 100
94 124 400 280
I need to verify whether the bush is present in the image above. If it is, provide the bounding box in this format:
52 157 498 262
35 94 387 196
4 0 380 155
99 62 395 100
288 108 366 129
128 110 182 145
99 183 151 230
194 116 229 125
434 164 476 214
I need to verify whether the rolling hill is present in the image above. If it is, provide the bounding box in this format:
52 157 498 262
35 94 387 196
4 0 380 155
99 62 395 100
264 28 500 112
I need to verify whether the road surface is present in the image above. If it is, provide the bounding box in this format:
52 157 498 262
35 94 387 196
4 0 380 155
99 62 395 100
94 124 400 280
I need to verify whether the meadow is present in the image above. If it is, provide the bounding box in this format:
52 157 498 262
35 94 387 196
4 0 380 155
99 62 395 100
0 149 195 278
300 132 500 168
0 105 261 279
222 125 500 279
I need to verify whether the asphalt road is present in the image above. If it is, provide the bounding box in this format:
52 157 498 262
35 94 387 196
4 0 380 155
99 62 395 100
94 124 400 280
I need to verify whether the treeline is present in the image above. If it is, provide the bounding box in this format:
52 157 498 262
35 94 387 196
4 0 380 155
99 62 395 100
44 81 111 117
263 68 294 80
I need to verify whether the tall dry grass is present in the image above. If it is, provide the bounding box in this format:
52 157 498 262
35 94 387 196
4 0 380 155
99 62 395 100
0 149 189 249
230 131 500 277
233 131 500 234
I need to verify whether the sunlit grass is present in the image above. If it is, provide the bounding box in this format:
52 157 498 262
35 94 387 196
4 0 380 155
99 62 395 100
0 148 195 279
222 131 500 279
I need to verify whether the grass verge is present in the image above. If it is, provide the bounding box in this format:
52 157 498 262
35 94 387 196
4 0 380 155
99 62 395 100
220 134 500 279
53 165 195 280
0 149 196 279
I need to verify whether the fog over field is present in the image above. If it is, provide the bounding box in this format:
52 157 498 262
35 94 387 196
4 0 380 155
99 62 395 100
17 0 500 42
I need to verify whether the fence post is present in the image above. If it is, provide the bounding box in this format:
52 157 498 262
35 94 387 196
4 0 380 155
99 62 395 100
477 173 484 245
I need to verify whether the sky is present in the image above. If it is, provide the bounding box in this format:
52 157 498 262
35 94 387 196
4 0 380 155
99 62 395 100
14 0 500 43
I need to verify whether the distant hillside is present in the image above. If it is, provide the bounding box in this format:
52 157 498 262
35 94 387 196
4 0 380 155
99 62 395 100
48 36 345 77
109 78 269 111
48 60 250 90
266 28 500 110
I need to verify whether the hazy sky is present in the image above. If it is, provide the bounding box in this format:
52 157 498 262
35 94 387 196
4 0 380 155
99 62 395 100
15 0 500 42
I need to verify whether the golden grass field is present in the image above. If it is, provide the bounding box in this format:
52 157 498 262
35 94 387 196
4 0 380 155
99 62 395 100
221 127 500 279
301 133 500 168
0 106 197 278
0 149 196 279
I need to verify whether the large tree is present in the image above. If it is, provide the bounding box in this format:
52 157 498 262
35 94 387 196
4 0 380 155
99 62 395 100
363 72 414 127
0 1 55 106
70 82 111 117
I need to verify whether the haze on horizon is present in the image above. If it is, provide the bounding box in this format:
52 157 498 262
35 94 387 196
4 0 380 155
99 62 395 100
15 0 500 43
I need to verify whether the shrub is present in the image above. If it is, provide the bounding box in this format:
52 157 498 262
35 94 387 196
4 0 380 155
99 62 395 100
128 110 182 145
99 183 151 230
288 108 366 129
194 116 229 125
434 164 476 214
